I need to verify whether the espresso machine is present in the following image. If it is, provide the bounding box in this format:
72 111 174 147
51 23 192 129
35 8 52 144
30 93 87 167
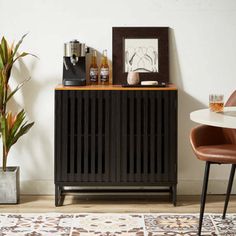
63 40 89 86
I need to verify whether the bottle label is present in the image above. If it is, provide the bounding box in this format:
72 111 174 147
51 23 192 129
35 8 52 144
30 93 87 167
100 68 109 82
90 68 98 82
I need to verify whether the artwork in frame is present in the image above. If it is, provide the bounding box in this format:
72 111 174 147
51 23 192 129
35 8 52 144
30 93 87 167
112 27 169 85
125 38 159 73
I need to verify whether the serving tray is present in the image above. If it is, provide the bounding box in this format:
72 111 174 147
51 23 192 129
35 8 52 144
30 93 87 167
122 83 167 88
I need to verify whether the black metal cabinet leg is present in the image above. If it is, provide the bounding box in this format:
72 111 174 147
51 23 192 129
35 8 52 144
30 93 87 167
172 185 177 206
198 162 211 236
223 164 236 219
169 186 173 202
55 185 64 207
55 185 59 207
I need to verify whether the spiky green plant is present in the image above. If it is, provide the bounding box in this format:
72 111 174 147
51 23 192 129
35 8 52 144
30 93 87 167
0 34 34 171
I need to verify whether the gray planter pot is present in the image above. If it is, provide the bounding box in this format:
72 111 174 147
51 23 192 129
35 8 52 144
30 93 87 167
0 166 20 204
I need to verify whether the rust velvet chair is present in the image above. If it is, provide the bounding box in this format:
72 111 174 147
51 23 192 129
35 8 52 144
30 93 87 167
190 90 236 236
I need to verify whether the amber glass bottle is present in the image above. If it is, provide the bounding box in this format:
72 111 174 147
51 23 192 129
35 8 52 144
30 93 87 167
89 50 98 85
100 50 109 85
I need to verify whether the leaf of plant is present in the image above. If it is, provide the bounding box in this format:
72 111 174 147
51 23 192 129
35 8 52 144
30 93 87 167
10 110 25 135
0 38 6 63
5 63 13 82
7 112 12 130
0 88 3 110
12 33 28 59
0 58 3 70
5 77 31 104
0 46 5 69
1 37 8 64
0 72 4 110
13 52 29 63
13 52 38 64
0 115 8 150
11 121 34 147
8 41 14 57
6 110 25 148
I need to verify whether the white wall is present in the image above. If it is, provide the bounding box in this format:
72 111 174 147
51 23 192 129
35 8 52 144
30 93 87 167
1 0 236 195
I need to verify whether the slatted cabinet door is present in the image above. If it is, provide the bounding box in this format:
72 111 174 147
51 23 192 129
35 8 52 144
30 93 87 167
55 90 113 184
116 90 177 184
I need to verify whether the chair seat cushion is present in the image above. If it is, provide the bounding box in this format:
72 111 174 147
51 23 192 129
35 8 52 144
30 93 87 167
196 144 236 163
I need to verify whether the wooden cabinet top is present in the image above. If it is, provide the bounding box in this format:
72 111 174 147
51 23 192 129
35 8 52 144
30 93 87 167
55 84 177 91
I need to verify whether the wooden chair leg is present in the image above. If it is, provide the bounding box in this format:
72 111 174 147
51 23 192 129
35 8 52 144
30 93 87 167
222 164 236 219
198 162 211 236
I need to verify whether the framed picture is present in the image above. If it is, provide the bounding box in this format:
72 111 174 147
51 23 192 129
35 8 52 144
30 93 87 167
112 27 169 85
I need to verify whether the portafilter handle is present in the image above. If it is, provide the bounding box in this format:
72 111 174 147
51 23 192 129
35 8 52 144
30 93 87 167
63 57 69 70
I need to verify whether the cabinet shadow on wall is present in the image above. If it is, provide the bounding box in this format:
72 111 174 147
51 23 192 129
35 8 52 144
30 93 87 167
169 28 207 183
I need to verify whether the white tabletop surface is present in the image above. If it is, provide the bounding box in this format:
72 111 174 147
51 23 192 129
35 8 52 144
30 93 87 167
190 106 236 129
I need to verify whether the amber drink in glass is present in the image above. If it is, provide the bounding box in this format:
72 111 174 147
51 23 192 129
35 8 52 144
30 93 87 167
209 94 224 112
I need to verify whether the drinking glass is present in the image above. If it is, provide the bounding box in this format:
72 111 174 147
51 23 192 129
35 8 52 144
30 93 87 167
209 94 224 112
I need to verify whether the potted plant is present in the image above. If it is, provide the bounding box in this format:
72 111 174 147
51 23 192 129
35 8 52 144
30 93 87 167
0 34 34 204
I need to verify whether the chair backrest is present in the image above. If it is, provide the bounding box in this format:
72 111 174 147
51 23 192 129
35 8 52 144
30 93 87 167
225 90 236 106
223 90 236 144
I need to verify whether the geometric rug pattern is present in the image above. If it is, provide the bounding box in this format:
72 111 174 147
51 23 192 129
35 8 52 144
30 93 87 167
0 213 236 235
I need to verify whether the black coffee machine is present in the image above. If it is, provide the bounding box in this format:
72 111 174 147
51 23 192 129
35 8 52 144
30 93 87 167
63 40 89 86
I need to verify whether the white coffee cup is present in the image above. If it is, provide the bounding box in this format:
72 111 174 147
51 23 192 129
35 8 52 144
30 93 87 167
127 72 140 85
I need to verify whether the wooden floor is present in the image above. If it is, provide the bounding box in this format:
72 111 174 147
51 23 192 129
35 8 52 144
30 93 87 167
0 195 236 214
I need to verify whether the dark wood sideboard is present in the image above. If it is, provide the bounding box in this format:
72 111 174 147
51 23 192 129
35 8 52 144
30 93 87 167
54 84 178 206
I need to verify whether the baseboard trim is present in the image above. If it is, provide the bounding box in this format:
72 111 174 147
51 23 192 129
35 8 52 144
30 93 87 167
20 179 236 195
177 179 236 195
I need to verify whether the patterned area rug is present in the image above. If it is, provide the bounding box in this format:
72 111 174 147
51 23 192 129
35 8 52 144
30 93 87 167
0 213 236 236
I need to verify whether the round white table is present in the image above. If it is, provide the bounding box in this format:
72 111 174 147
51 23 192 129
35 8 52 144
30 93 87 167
190 106 236 129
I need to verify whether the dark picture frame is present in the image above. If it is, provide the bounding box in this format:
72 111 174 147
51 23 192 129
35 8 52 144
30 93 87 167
112 27 169 85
